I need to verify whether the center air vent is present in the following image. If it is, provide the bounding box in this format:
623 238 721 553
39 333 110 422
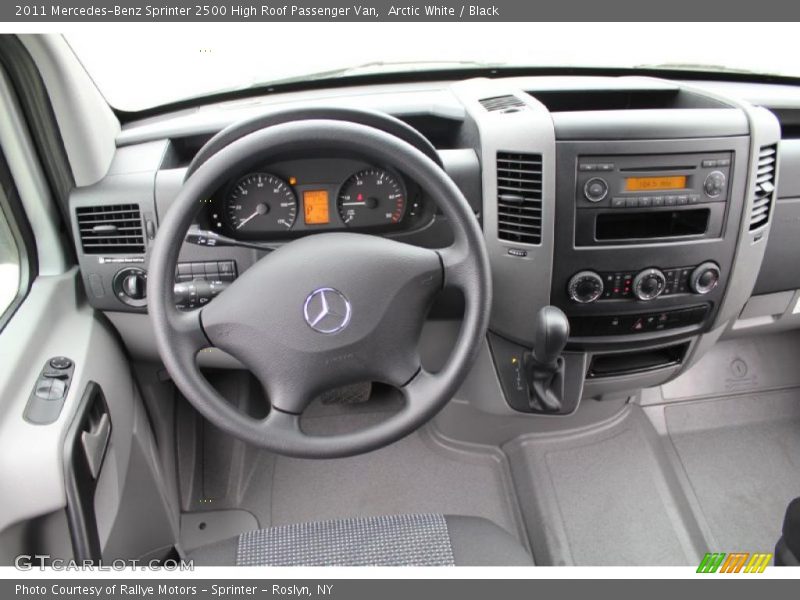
496 152 542 245
479 95 526 113
76 204 145 254
750 144 777 231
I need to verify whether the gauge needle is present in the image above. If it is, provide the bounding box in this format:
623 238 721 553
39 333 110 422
236 203 269 229
341 197 379 208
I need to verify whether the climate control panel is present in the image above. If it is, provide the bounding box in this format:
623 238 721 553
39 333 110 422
567 263 720 304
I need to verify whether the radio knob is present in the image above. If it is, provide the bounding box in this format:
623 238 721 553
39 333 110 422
690 262 720 295
584 177 609 203
568 271 604 303
633 268 666 301
703 171 726 198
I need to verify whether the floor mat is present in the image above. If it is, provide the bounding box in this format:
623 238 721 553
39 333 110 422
506 406 707 566
665 389 800 552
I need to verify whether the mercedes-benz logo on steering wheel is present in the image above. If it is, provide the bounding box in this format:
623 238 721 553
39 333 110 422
303 287 352 334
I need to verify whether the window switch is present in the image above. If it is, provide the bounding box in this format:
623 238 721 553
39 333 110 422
48 378 67 400
35 378 53 399
25 357 74 425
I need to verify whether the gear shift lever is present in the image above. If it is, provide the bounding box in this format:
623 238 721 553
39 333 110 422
524 306 570 412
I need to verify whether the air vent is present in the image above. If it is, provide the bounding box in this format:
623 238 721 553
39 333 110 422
750 145 777 231
76 204 145 254
496 152 542 245
479 95 526 113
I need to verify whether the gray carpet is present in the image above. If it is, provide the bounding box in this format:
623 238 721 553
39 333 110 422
506 407 707 566
665 388 800 552
270 413 523 540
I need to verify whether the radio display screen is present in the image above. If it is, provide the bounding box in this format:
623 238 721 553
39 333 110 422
625 176 687 192
303 190 330 225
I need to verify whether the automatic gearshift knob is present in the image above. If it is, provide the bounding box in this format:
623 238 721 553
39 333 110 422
532 306 570 368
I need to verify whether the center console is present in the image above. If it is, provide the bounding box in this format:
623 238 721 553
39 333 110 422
551 136 751 346
452 77 780 419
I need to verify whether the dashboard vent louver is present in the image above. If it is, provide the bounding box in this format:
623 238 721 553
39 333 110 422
479 95 526 113
750 144 777 231
76 204 145 254
496 152 542 245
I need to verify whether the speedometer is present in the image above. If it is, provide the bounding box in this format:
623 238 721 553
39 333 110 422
337 169 406 228
225 173 297 234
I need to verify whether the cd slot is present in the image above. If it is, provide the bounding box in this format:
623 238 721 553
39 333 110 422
595 209 709 241
619 165 697 172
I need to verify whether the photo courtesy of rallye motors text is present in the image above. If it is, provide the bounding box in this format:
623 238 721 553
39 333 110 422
15 585 330 597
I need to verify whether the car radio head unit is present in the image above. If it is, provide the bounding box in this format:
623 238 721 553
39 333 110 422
574 151 733 246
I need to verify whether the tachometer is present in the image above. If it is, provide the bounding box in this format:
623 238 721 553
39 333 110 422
225 173 297 234
337 169 406 228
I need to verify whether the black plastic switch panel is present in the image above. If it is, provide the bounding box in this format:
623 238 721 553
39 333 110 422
24 357 75 425
175 260 237 283
569 305 709 337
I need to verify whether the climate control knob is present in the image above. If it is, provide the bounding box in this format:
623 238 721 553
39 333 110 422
568 271 604 304
690 262 720 295
632 268 666 301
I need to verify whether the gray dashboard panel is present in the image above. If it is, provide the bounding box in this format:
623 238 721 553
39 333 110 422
775 139 800 198
754 139 800 294
117 84 465 147
551 108 749 141
451 78 557 346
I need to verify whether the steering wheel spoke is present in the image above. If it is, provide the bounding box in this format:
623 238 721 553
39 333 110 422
262 378 319 416
438 241 477 290
399 368 439 410
174 308 212 353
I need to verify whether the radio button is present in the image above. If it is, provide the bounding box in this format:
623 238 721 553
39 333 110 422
652 196 665 207
702 159 718 168
611 197 626 208
665 196 677 206
584 177 609 202
677 195 689 205
639 197 652 207
625 198 639 208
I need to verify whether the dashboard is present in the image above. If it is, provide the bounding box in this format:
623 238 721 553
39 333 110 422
68 73 800 414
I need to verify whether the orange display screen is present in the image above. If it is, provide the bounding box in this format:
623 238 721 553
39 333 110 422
625 176 687 192
303 190 330 225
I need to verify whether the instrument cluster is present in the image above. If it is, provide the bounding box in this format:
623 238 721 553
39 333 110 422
202 157 428 239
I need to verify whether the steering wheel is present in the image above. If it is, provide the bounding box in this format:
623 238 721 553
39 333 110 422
148 118 491 458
